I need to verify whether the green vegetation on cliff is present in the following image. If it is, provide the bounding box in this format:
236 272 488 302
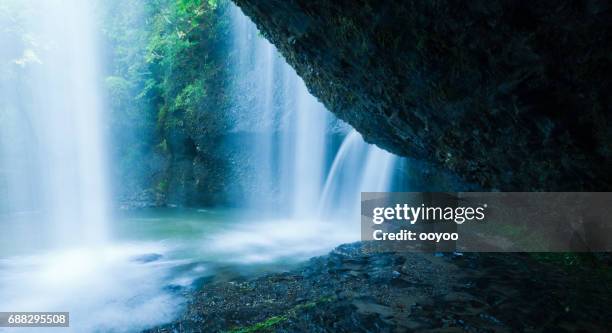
101 0 232 206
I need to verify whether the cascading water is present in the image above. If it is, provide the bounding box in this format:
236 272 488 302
288 78 329 218
0 2 184 331
230 9 278 204
0 3 403 331
212 5 399 262
230 4 396 218
230 5 331 217
0 0 109 247
318 130 397 218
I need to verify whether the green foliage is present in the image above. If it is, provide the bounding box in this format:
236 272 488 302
104 76 132 110
137 0 231 137
100 0 231 198
173 79 206 121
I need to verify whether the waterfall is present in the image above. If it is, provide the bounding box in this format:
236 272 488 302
229 5 397 222
318 130 397 218
230 5 329 218
208 5 400 264
290 79 329 218
0 0 109 247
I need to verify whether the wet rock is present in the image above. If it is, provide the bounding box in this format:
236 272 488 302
119 189 159 210
352 298 393 320
131 253 163 263
144 243 612 332
232 0 612 191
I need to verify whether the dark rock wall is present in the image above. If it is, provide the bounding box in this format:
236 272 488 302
162 132 273 208
232 0 612 191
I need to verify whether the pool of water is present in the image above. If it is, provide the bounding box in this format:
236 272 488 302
0 208 358 332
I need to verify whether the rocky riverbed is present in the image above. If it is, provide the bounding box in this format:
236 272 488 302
145 242 612 332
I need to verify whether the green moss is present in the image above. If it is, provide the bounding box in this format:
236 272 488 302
227 295 336 333
228 315 288 333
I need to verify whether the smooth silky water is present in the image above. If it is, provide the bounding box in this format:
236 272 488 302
0 208 315 333
0 206 362 332
0 3 401 332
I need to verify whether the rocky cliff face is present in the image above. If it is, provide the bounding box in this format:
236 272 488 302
232 0 612 191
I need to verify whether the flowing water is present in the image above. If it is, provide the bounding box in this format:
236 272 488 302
0 3 401 332
0 209 279 332
0 0 109 247
213 6 398 259
228 5 397 218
